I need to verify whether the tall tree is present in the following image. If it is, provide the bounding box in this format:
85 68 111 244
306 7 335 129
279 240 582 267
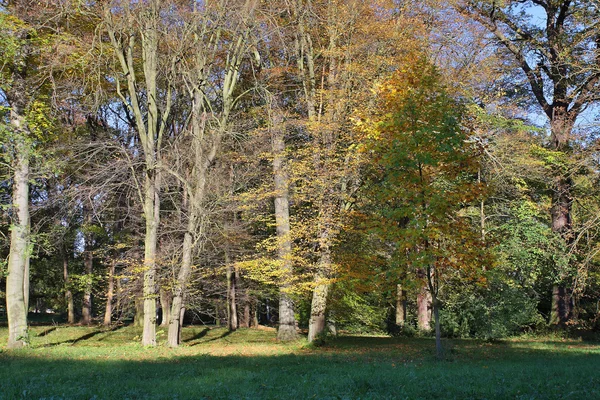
357 57 486 358
1 2 48 348
458 0 600 325
165 0 257 347
102 0 176 345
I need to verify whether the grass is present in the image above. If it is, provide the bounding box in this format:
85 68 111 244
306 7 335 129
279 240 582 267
0 324 599 399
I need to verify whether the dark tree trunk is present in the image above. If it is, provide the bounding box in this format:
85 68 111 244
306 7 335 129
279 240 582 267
433 298 442 360
548 111 575 326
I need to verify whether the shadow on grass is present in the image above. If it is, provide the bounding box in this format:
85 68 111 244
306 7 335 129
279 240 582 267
38 325 125 347
190 329 233 346
36 327 58 337
1 339 600 400
182 328 210 343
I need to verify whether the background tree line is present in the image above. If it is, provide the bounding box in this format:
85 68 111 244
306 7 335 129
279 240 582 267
1 0 599 356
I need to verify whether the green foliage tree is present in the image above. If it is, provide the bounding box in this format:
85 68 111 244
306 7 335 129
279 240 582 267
356 56 487 357
458 0 600 326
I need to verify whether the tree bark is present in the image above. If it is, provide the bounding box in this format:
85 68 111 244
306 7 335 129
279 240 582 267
227 264 238 331
548 111 575 326
81 219 94 325
141 171 159 345
252 298 259 328
168 228 193 347
63 251 75 324
103 261 116 326
308 240 331 343
417 283 431 331
134 296 144 328
307 279 329 342
159 287 171 327
271 106 299 342
396 284 406 326
433 298 442 360
6 128 30 348
240 289 251 328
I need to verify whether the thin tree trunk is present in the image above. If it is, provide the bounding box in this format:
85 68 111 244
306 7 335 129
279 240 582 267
271 106 298 341
396 284 406 327
104 261 116 326
252 298 259 328
82 226 93 325
227 263 238 331
64 251 75 324
142 175 159 345
241 289 251 328
6 129 30 348
168 228 193 347
478 168 486 242
433 298 442 360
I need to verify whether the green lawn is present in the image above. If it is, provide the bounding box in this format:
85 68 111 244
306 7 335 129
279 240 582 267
0 325 599 399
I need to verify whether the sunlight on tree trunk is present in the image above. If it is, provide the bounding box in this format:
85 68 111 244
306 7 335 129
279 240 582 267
271 103 298 342
396 284 406 327
104 261 116 326
6 130 30 348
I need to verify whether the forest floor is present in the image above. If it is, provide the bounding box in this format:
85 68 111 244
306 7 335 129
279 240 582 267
0 323 599 399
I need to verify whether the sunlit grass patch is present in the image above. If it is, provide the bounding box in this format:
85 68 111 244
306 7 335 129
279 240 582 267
1 325 600 399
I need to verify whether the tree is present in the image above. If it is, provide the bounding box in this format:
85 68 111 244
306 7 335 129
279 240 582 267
357 57 486 357
102 0 178 345
165 0 257 346
458 0 600 325
1 2 57 348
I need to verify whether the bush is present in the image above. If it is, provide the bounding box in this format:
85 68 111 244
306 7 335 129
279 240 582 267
440 279 544 340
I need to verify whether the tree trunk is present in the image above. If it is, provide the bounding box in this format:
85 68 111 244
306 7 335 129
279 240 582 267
308 223 333 342
103 261 116 326
433 297 442 360
168 226 194 347
307 279 329 342
6 130 30 349
550 285 571 326
271 109 298 342
105 2 164 346
227 264 238 331
159 287 171 327
134 296 144 328
81 232 93 325
308 243 331 343
252 298 259 328
63 251 75 324
548 112 574 326
396 284 406 326
141 174 159 345
417 283 431 331
241 289 251 328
